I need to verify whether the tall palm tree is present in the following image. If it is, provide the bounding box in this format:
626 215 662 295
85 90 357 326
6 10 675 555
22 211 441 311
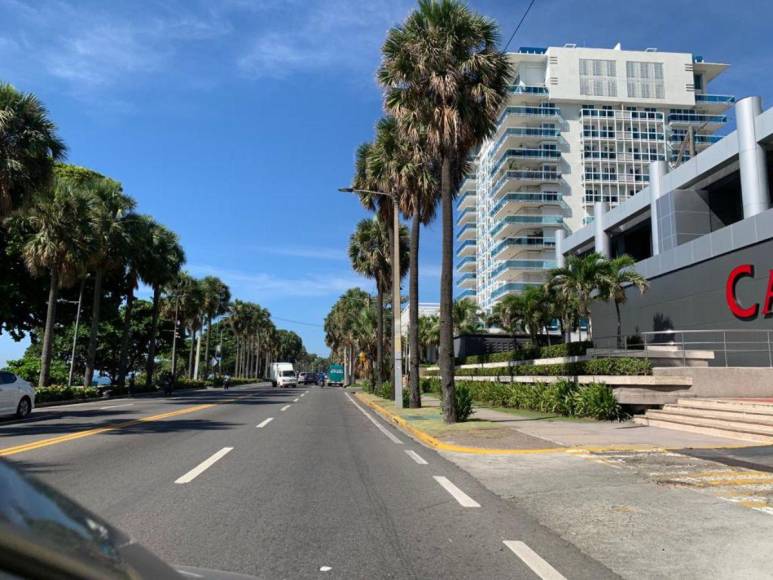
491 294 525 352
452 298 483 335
548 253 609 341
598 255 649 348
8 183 94 385
418 314 440 363
379 0 510 422
82 173 135 387
143 224 184 387
0 83 66 217
199 276 231 380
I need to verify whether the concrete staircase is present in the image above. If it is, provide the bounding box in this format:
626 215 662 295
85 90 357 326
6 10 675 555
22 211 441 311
634 398 773 443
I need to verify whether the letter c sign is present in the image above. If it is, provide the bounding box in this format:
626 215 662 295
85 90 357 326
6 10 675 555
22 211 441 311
725 264 760 320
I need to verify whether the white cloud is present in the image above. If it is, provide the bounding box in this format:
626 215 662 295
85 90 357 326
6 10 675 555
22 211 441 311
251 244 347 261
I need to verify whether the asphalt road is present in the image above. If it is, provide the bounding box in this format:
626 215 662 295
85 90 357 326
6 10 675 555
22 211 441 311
1 385 616 579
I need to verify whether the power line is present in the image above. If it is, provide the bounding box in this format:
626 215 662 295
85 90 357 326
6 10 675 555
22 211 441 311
271 316 324 328
503 0 537 51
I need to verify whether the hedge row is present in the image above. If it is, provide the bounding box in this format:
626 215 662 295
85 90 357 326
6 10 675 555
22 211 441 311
459 341 593 365
35 386 101 404
421 377 625 421
426 357 651 378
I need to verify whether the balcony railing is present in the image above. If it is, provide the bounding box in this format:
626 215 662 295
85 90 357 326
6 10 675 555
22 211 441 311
457 273 476 283
508 85 548 95
458 289 476 299
695 94 736 104
517 46 546 54
456 256 476 269
455 190 476 209
670 133 722 144
491 259 557 279
581 109 664 121
491 282 538 299
492 236 555 257
491 127 560 156
497 106 561 123
456 239 476 256
491 170 561 197
668 113 727 124
456 207 476 225
456 223 477 240
489 192 563 216
490 215 563 237
490 148 561 177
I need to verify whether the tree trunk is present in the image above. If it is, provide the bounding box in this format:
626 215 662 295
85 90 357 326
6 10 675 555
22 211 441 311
117 277 136 387
171 296 180 383
83 268 104 388
39 268 59 387
615 300 623 349
194 327 202 380
234 339 239 376
409 210 421 408
204 315 212 378
438 156 456 423
187 327 195 378
375 285 384 391
145 285 161 387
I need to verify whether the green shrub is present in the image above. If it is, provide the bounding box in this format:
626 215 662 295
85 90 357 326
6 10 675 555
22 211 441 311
539 379 579 415
451 357 651 378
35 385 100 404
572 383 627 420
455 383 474 421
459 341 593 365
583 357 651 376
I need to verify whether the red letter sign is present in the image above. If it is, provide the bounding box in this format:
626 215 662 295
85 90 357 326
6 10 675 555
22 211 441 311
726 264 758 320
763 270 773 316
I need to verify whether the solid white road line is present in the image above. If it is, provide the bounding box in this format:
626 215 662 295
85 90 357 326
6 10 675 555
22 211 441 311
281 405 291 412
405 449 428 465
344 393 403 445
99 403 135 410
175 447 233 484
293 397 300 402
257 418 274 429
433 476 480 508
503 541 566 580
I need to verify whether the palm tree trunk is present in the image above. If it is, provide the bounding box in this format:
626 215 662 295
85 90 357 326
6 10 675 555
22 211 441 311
408 210 421 408
83 268 104 388
204 315 212 378
187 327 195 378
194 328 203 380
145 285 162 387
438 157 456 423
375 285 384 391
171 295 180 382
615 300 623 349
39 268 59 387
117 279 136 387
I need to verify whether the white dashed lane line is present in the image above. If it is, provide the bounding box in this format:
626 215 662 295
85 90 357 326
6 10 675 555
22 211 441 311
433 476 480 508
175 447 233 484
344 393 402 444
257 418 273 428
503 541 566 580
280 405 291 412
293 398 300 402
405 449 428 465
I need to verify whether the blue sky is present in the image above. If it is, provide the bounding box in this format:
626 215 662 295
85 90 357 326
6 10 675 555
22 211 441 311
0 0 771 363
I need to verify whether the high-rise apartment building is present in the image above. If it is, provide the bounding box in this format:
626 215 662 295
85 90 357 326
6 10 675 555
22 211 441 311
455 44 733 312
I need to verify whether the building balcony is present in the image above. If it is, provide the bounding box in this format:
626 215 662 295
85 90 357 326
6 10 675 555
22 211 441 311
456 239 476 258
581 172 649 185
581 129 665 143
670 133 722 146
489 192 565 220
508 84 548 95
456 207 476 226
491 170 562 200
491 236 555 260
668 113 727 128
580 109 664 122
456 223 477 242
458 288 476 300
497 106 561 126
695 93 735 111
490 215 564 240
491 259 557 282
456 190 476 211
457 272 477 288
491 282 538 301
456 256 476 273
490 148 561 178
490 127 560 158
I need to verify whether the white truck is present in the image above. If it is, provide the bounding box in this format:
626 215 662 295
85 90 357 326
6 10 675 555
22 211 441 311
269 362 296 388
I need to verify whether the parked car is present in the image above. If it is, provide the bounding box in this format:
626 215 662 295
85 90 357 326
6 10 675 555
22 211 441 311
0 370 35 418
269 362 296 388
298 372 317 385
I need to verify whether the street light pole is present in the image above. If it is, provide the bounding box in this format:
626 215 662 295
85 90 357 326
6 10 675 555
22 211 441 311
67 279 85 387
338 187 404 408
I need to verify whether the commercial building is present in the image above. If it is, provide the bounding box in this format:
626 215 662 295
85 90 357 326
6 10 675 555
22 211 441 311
455 44 733 312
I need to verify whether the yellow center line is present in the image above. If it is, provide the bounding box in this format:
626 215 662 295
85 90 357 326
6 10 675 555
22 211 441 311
0 403 218 457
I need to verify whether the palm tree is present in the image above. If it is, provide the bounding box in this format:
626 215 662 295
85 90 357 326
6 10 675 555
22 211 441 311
143 224 184 387
199 276 231 380
348 217 390 388
379 0 510 422
0 83 66 217
548 253 609 341
491 294 525 352
9 183 94 385
598 255 649 348
82 173 135 387
453 298 483 335
418 314 440 363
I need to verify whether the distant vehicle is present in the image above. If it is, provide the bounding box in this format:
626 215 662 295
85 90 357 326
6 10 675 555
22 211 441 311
326 364 345 387
270 362 296 388
298 372 316 385
0 370 35 418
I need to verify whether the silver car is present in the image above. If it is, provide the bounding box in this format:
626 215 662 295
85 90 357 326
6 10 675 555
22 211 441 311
0 370 35 418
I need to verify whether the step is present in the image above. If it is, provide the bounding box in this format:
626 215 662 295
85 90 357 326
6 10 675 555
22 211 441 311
632 416 773 444
661 404 773 427
643 409 773 437
676 398 773 416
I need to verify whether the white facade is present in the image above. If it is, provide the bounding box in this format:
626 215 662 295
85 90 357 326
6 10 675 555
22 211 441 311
400 302 439 334
455 44 732 312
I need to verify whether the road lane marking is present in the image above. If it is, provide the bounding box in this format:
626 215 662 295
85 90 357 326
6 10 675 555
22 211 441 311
301 392 307 397
345 393 402 444
503 541 566 580
281 405 291 412
433 476 480 507
293 398 300 402
100 403 135 410
257 418 274 428
175 447 233 484
0 403 218 457
405 450 428 465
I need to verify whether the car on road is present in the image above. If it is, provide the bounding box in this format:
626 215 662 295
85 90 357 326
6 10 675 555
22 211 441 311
298 372 317 385
270 362 297 388
326 364 345 387
0 370 35 418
